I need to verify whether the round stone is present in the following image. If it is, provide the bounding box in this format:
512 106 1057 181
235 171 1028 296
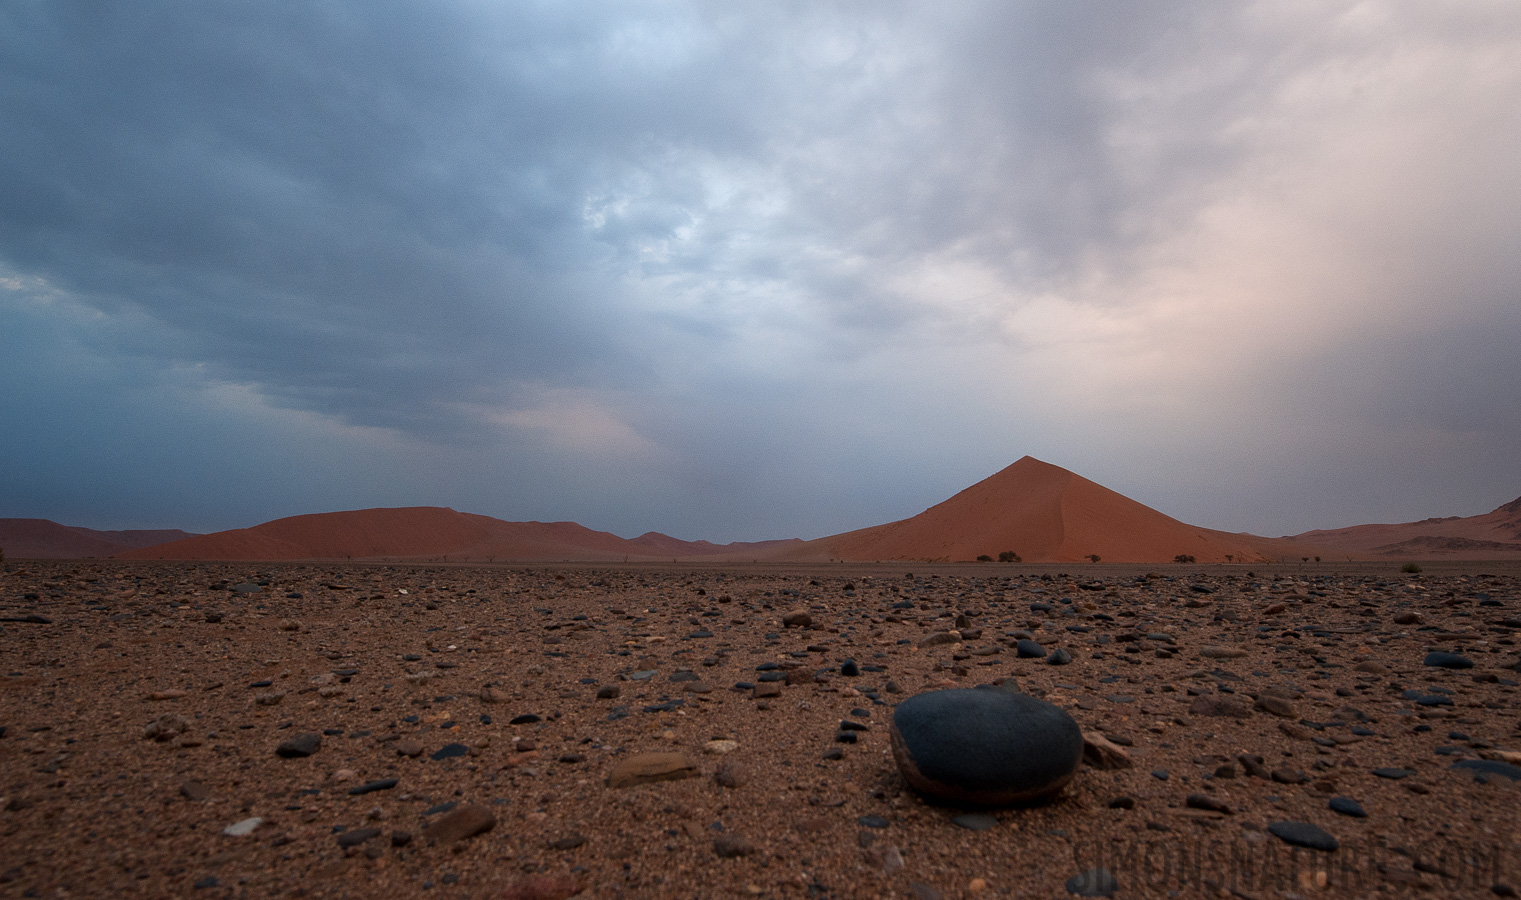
890 688 1083 806
1014 639 1046 658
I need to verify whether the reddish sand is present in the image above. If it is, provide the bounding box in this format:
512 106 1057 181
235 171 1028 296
1289 496 1521 560
0 519 198 559
781 457 1311 564
115 507 802 562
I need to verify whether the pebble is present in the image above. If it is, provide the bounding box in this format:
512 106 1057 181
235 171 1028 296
396 739 424 758
424 804 497 843
336 827 382 849
1328 797 1366 817
1200 646 1248 659
1047 648 1073 665
222 817 262 837
1014 639 1045 658
891 688 1083 805
348 778 399 795
1185 794 1231 814
1372 767 1415 780
431 743 469 760
606 752 696 788
1266 821 1338 851
703 739 739 755
715 759 747 788
1081 732 1132 769
1065 867 1118 897
596 685 620 700
950 813 998 831
275 733 321 758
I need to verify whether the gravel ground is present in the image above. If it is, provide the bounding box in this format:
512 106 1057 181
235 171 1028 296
1 560 1519 899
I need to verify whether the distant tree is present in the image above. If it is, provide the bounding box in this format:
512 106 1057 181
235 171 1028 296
1224 554 1234 563
1401 562 1422 574
1087 554 1101 563
976 555 993 562
998 550 1021 563
1174 554 1195 564
1314 556 1321 563
1301 557 1309 563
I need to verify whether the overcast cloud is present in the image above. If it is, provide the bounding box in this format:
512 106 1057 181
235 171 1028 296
3 1 1519 541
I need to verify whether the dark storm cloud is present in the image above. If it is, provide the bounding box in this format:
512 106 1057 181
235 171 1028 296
2 1 1519 539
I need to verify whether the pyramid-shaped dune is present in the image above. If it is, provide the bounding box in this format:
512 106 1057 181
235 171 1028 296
791 456 1283 564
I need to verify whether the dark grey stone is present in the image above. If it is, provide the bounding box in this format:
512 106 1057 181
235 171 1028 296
1450 759 1521 782
1328 797 1366 817
1267 820 1338 851
1423 652 1473 669
275 733 321 758
1015 639 1046 658
890 688 1082 806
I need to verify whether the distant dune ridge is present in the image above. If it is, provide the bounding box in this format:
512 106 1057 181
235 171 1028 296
6 456 1519 562
1286 495 1521 559
113 507 803 562
0 519 200 559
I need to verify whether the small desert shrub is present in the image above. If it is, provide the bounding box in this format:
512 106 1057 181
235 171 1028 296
975 555 993 562
1087 554 1101 563
998 550 1021 563
1174 554 1195 564
1401 562 1422 574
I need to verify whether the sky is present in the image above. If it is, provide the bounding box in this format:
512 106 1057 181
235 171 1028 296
3 1 1520 543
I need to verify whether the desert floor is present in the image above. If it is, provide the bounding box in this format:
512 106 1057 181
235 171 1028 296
1 560 1518 899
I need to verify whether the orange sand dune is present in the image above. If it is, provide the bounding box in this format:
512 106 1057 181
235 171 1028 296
1289 497 1521 559
115 507 801 562
771 457 1310 564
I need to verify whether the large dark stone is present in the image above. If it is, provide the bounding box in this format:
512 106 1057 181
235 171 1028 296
890 688 1082 806
1267 820 1338 851
1423 652 1473 669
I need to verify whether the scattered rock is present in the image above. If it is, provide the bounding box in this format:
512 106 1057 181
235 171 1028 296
396 739 424 758
782 611 812 628
275 733 321 758
607 752 697 788
1185 794 1232 814
891 688 1083 805
144 713 189 742
1424 652 1474 669
222 817 262 837
1081 732 1132 770
1014 639 1045 658
1047 648 1073 666
1267 821 1338 851
337 827 382 849
1199 646 1248 660
1328 797 1367 818
425 804 497 843
950 813 999 831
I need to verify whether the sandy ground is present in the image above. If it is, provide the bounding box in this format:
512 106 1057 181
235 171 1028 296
1 560 1519 899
